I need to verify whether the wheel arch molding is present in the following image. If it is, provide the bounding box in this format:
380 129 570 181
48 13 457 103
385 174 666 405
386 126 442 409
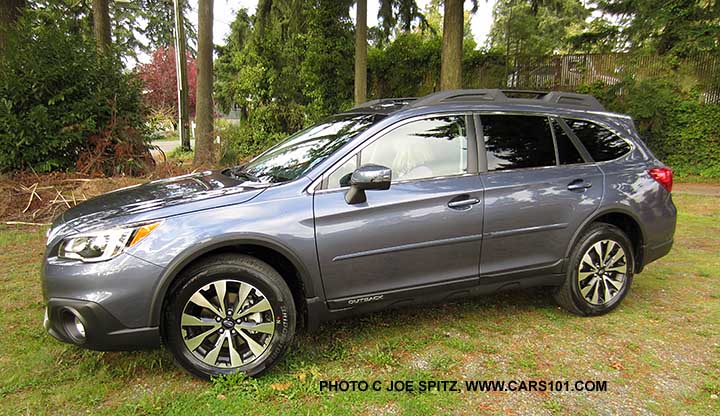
148 233 317 328
564 206 646 273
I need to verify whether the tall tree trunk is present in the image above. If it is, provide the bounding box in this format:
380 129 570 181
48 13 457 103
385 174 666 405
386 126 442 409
0 0 25 50
194 0 215 165
354 0 367 106
440 0 463 90
92 0 111 53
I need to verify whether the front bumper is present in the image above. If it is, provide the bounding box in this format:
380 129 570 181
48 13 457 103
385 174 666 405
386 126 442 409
44 298 160 351
42 252 165 329
42 249 167 350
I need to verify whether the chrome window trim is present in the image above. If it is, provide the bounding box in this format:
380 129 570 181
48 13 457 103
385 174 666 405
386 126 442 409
307 112 473 194
314 172 477 196
480 162 595 176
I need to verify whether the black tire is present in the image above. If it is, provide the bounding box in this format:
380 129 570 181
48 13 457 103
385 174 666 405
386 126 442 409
554 223 634 316
163 254 296 379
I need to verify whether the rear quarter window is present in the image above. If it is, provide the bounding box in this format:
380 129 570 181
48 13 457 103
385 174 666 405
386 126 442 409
564 119 632 162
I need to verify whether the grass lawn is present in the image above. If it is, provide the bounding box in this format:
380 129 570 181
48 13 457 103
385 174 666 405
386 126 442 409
0 193 718 415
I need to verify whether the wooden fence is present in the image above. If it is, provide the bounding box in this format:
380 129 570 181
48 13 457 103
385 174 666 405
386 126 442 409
463 52 720 103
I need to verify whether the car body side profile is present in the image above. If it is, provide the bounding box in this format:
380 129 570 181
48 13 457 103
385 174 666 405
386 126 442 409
42 89 677 379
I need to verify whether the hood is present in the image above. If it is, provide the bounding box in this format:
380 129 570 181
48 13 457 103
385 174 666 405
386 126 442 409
52 170 267 235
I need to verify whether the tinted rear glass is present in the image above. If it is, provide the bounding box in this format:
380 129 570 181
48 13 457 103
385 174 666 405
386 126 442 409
564 119 631 162
482 115 556 171
552 119 584 165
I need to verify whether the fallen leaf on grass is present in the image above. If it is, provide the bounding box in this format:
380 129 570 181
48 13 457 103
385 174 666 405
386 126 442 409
271 382 292 391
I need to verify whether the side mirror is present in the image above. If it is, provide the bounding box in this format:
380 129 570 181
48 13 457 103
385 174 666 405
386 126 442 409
345 164 392 204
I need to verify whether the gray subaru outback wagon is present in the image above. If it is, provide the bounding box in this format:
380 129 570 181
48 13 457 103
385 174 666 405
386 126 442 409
42 89 676 378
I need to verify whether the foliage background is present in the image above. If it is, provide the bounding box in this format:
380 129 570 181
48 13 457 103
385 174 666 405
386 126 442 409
578 79 720 178
210 1 719 178
0 19 148 174
138 48 198 119
0 0 718 178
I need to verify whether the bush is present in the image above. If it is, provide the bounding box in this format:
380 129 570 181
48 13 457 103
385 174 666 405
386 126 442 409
368 32 442 98
0 21 151 174
216 101 304 165
217 119 287 166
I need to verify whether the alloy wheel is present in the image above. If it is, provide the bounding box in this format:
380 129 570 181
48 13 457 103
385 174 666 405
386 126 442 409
577 239 628 306
180 279 275 368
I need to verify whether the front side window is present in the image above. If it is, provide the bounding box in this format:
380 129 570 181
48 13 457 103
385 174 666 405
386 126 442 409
327 155 357 188
362 116 468 181
326 115 468 188
564 119 632 162
234 114 384 183
482 115 556 171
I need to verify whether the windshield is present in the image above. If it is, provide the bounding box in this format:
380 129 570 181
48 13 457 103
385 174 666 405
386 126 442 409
232 113 384 183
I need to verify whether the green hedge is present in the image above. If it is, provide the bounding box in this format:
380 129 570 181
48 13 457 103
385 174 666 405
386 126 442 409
662 99 720 178
578 79 720 178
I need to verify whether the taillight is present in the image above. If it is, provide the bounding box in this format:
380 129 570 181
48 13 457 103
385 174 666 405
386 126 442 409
648 167 673 192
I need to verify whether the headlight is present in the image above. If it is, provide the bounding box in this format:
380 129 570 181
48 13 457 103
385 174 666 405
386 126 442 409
58 222 160 262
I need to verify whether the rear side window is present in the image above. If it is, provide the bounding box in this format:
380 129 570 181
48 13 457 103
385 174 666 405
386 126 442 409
481 115 556 171
564 119 632 162
551 119 584 165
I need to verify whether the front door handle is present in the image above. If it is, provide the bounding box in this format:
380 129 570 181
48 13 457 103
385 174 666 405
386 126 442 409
448 197 480 209
567 180 592 191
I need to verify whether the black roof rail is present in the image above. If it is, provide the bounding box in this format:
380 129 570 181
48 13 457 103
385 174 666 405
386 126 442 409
349 97 417 111
409 89 605 111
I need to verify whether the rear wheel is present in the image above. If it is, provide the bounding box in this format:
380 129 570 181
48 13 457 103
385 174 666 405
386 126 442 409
163 254 296 379
554 223 634 316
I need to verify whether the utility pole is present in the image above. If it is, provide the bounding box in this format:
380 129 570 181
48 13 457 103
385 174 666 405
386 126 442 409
173 0 191 151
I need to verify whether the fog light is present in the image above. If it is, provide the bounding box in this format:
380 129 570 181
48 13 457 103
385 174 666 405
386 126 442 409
74 316 86 338
62 309 87 343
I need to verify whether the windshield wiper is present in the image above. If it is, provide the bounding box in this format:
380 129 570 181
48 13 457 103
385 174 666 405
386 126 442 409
224 167 261 183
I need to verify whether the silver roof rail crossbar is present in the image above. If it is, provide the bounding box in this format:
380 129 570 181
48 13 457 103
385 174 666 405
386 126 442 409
350 97 418 111
409 89 606 112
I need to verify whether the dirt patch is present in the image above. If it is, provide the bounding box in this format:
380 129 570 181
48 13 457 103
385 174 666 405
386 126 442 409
0 165 195 224
675 183 720 197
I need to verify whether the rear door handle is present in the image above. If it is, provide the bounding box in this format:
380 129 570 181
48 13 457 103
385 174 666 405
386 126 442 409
448 197 480 209
567 180 592 191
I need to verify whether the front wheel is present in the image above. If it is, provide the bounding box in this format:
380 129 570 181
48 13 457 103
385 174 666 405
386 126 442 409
554 223 634 316
163 254 296 379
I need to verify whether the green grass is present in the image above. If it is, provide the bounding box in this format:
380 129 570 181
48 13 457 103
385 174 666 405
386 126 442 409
1 193 719 415
166 146 194 162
